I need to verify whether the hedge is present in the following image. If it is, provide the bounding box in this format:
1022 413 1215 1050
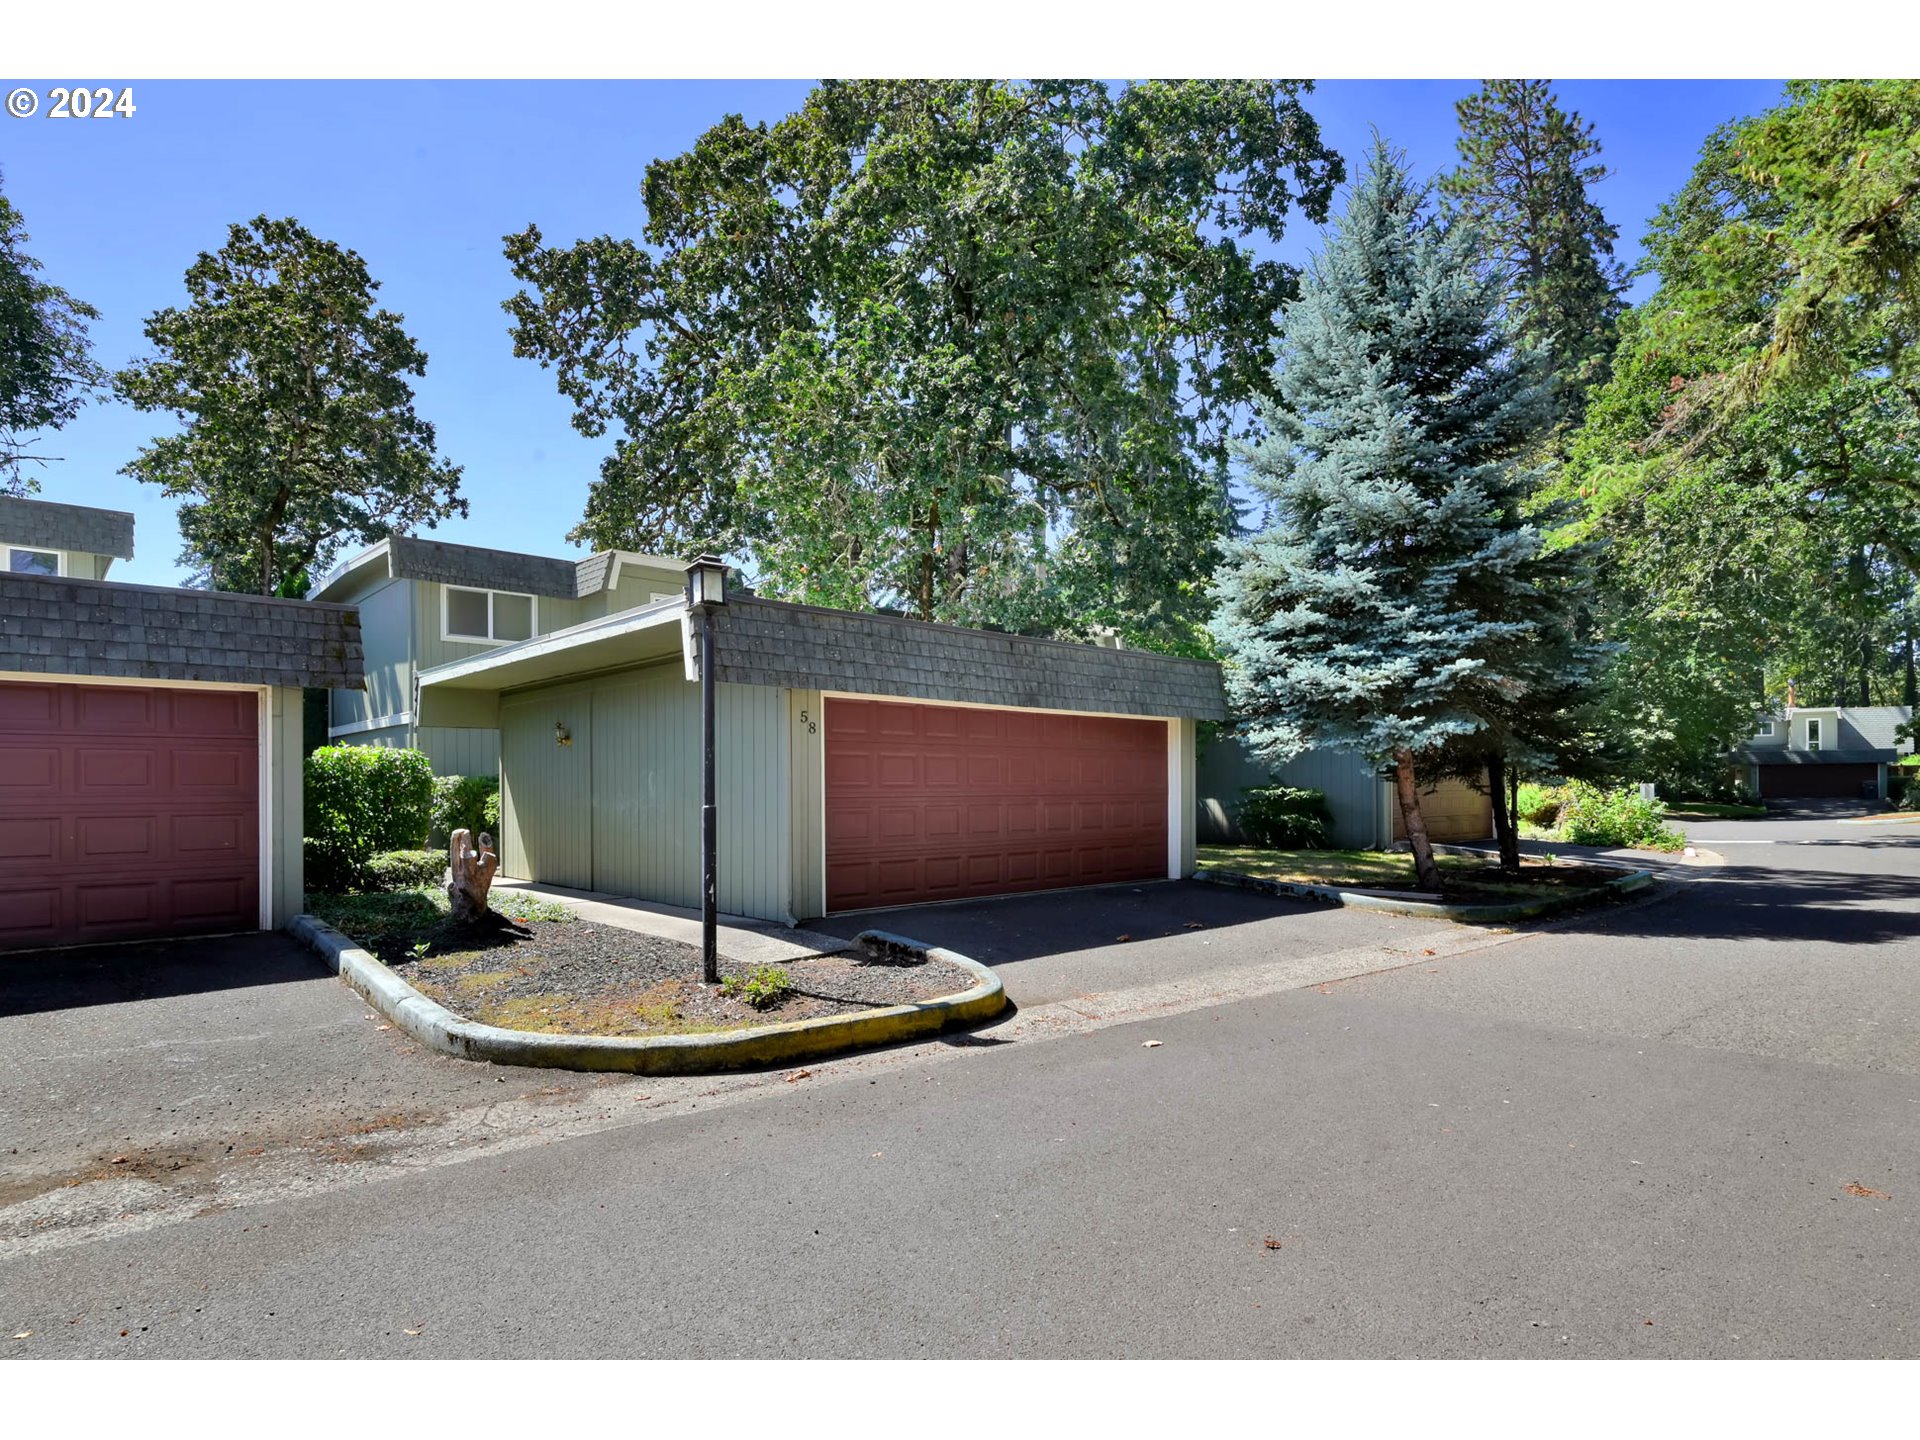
1235 785 1333 849
304 745 436 891
428 773 500 849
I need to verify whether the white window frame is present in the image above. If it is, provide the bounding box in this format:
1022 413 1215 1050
1805 717 1823 752
1757 719 1774 737
441 585 539 644
3 544 64 577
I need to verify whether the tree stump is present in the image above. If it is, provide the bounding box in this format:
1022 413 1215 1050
448 828 499 925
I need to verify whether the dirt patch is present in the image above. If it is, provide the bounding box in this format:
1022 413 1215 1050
377 918 978 1038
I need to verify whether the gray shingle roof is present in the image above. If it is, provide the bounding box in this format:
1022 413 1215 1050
0 496 136 559
711 597 1226 720
387 535 579 599
0 573 363 689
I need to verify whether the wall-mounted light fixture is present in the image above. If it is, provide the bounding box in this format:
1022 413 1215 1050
554 721 572 747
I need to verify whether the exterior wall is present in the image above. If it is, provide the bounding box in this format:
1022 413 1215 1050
416 725 500 777
1169 717 1198 877
330 575 411 732
268 686 304 924
788 688 826 922
1197 734 1389 850
498 663 794 922
1392 776 1494 843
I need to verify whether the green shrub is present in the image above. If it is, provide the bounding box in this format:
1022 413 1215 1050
1514 782 1565 827
361 849 448 892
1556 781 1686 851
1234 786 1333 849
719 965 792 1010
482 790 500 832
304 746 435 892
428 773 500 848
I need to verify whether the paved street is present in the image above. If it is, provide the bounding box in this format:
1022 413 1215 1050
2 812 1916 1357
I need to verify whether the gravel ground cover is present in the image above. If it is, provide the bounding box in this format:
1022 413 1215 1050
307 890 977 1037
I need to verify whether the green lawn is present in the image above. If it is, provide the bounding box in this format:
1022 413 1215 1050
1196 845 1615 900
304 884 574 949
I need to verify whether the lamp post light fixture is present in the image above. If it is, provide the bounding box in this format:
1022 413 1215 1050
686 554 728 985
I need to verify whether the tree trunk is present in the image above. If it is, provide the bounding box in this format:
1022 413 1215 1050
1392 749 1443 892
1905 619 1917 709
447 827 499 925
1487 751 1520 875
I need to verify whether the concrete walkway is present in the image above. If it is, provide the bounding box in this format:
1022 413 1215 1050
489 879 854 965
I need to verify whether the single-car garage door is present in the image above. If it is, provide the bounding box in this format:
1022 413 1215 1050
1757 762 1879 799
825 697 1167 912
0 680 260 951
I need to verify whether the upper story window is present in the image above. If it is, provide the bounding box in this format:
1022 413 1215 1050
5 545 61 576
1757 719 1775 737
443 585 536 644
1805 717 1823 752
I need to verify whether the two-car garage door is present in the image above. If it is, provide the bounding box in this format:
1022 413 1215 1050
0 680 260 952
825 697 1168 912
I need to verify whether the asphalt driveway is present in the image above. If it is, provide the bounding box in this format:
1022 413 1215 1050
811 878 1437 1008
0 931 612 1211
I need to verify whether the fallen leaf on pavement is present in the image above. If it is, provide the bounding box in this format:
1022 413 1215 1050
1422 948 1436 956
1142 1040 1163 1048
870 1151 883 1158
1183 922 1204 930
403 1326 424 1336
109 1156 128 1165
785 1069 812 1083
1115 934 1132 942
1263 1237 1284 1250
11 1331 31 1339
1843 1182 1891 1199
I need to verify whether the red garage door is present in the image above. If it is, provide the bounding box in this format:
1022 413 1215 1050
0 681 260 952
825 697 1167 912
1758 763 1878 799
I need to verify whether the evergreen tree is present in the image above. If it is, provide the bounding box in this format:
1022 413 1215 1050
1442 80 1625 430
1210 140 1576 888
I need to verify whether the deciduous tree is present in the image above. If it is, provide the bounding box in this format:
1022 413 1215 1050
116 216 465 595
504 80 1343 648
0 175 104 496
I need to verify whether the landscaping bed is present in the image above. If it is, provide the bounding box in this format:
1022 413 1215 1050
303 886 977 1039
1196 845 1628 903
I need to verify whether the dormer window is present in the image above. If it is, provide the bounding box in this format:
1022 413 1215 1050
5 546 61 576
1757 719 1774 737
443 585 536 643
1805 717 1822 752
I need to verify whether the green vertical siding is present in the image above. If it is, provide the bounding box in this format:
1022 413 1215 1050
418 725 500 778
497 663 794 922
330 576 410 731
499 682 595 888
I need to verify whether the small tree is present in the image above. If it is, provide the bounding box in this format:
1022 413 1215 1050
1211 140 1556 891
0 175 105 496
116 216 466 595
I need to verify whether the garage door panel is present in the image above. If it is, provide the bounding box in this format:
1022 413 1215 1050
825 697 1167 911
0 746 59 791
0 817 59 862
1758 763 1877 798
0 681 260 952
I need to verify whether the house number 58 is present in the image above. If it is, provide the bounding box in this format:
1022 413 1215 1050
798 709 818 735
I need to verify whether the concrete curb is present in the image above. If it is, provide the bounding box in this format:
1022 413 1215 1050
286 915 1006 1075
1191 856 1653 924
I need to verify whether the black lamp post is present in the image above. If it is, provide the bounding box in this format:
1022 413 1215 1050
686 554 728 984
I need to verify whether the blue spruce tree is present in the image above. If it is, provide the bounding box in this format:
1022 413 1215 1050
1210 139 1580 890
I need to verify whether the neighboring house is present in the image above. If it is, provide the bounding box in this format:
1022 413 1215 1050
306 537 688 775
1197 734 1493 848
1728 706 1914 800
0 496 363 952
412 585 1226 924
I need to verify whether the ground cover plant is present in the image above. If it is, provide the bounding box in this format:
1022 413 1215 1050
304 889 973 1038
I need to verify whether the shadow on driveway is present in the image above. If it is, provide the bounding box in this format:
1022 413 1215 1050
0 931 331 1019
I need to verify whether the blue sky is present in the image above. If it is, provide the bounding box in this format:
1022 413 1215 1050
1 78 1787 586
